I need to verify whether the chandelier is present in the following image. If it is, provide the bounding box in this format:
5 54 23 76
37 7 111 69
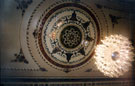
94 35 134 77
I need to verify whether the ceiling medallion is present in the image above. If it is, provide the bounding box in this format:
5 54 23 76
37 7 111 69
37 3 100 71
60 25 82 49
94 35 134 77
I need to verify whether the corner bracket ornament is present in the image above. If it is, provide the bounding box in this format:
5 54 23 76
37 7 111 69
11 49 29 64
109 14 122 28
15 0 33 16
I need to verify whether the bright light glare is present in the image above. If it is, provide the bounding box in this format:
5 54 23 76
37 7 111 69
94 35 134 77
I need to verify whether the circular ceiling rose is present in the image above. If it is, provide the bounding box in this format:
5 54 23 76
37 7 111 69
60 25 82 49
23 0 101 72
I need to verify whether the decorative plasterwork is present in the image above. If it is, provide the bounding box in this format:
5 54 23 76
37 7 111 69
25 1 102 73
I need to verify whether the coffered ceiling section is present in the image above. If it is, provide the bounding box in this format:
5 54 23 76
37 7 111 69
0 0 133 78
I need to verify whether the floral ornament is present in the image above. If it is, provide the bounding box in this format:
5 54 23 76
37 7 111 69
94 35 134 77
61 26 82 48
15 0 33 16
11 49 29 64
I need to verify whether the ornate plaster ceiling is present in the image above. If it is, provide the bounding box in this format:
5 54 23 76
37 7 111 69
0 0 135 85
19 0 108 76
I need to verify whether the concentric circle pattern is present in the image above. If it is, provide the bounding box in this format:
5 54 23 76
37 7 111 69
60 25 82 49
24 1 101 72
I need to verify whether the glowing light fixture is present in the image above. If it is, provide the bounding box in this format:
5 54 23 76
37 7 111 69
94 35 134 77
